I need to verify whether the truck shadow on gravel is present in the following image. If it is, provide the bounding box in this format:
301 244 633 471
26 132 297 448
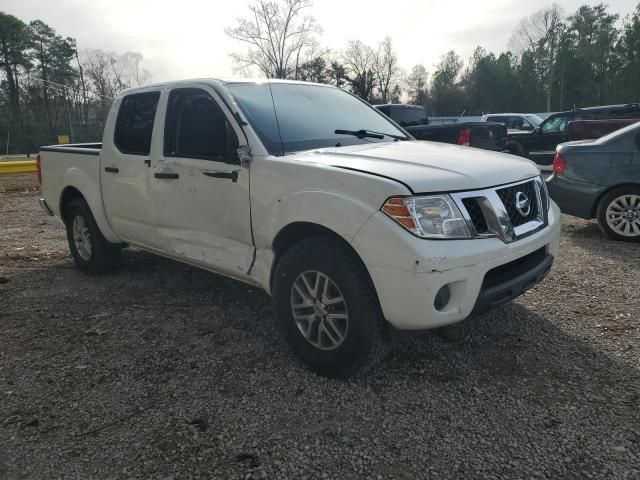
2 248 639 478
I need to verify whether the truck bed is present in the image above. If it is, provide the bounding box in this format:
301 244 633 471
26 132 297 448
39 143 104 221
40 143 102 155
405 122 507 151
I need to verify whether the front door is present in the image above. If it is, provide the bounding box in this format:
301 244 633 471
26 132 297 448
101 90 162 247
149 85 254 277
528 114 571 165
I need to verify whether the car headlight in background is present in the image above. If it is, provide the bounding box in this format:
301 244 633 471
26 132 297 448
382 195 471 239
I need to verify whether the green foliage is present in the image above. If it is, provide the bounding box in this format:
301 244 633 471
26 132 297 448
424 2 640 115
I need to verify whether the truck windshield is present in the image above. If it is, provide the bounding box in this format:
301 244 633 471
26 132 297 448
226 82 409 156
526 114 543 127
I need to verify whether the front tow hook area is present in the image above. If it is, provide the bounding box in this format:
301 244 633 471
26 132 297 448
471 249 553 317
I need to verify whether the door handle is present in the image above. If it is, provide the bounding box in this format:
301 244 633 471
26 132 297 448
202 170 239 183
104 166 119 173
154 172 179 179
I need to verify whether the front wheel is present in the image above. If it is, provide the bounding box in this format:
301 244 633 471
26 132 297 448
64 198 121 274
596 186 640 242
272 237 388 378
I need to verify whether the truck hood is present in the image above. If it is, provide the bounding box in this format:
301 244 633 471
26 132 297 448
294 141 540 193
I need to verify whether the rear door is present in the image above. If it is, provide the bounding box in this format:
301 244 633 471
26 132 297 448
101 90 162 247
149 84 254 277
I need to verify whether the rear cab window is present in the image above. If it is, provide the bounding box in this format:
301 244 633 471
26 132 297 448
114 92 161 155
390 106 428 127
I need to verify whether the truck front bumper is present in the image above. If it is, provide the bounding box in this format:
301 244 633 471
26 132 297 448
351 202 561 330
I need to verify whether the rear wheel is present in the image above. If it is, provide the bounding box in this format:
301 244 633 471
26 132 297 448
596 186 640 242
272 237 388 378
64 198 121 273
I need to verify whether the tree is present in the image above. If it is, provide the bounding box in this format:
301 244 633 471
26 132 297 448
617 4 640 102
326 60 347 88
0 12 32 124
429 51 464 115
80 49 151 107
297 55 327 83
225 0 321 78
510 4 564 111
406 64 429 106
567 4 619 105
342 39 376 101
373 36 402 103
29 20 76 133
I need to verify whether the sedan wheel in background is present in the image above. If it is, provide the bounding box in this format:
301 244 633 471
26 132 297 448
597 186 640 242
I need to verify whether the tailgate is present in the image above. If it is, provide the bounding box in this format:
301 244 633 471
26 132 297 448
468 122 507 151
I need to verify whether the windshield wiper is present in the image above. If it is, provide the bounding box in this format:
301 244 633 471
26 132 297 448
334 129 408 141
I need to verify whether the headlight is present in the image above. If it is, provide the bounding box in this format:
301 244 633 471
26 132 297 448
382 195 471 239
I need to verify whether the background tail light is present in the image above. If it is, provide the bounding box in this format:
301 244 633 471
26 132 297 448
552 152 566 174
457 128 471 147
36 153 42 185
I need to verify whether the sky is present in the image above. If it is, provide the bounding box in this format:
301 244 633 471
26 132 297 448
1 0 638 82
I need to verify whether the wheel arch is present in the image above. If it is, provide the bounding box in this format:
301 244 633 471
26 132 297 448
269 221 373 294
59 186 85 222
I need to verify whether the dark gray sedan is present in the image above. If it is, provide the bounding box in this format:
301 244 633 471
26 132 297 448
547 121 640 241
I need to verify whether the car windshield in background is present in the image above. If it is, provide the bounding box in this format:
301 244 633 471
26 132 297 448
526 114 543 126
227 82 408 155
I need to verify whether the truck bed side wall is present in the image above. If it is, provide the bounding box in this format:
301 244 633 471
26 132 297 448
40 149 120 243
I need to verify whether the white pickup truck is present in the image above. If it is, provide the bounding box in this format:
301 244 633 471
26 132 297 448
38 78 561 377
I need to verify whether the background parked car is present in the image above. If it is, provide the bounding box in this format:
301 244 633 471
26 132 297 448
375 104 507 152
566 119 639 141
547 121 640 241
508 103 640 167
481 113 543 133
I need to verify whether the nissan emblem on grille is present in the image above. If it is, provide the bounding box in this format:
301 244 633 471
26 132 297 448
515 191 531 217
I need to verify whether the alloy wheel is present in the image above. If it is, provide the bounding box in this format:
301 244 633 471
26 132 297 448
290 270 349 350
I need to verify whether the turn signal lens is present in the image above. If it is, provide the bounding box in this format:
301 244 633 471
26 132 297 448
382 198 418 233
382 195 471 239
552 152 566 174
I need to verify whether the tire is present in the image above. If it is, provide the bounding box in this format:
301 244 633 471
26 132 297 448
272 237 388 378
64 198 121 274
596 186 640 242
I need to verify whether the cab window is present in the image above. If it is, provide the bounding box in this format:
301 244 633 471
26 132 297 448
114 92 160 155
541 116 568 134
164 88 238 161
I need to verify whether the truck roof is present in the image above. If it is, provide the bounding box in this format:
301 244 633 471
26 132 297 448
117 77 333 96
374 104 425 109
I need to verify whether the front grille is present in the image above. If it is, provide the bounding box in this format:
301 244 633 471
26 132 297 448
453 178 547 244
462 197 489 234
495 180 538 227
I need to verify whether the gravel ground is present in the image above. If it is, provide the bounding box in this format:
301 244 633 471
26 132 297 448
1 177 639 480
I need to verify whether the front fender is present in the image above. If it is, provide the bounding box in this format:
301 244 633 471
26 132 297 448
251 189 379 292
60 167 120 243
